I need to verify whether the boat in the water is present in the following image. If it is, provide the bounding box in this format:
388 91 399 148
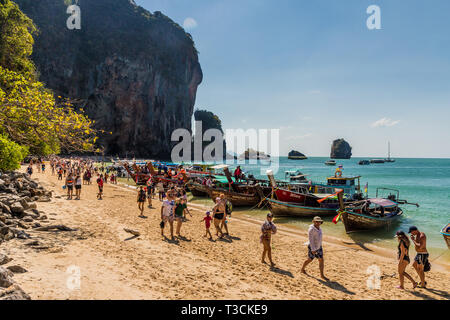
370 159 385 164
208 187 261 207
266 198 338 217
441 223 450 249
325 160 336 166
337 191 403 233
384 142 396 163
358 160 370 165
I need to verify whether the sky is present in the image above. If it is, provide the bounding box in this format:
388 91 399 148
135 0 450 158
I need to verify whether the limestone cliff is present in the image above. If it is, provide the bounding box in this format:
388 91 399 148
330 139 352 159
15 0 203 158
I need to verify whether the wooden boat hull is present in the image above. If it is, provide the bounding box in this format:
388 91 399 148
441 223 450 249
341 209 403 233
187 183 210 197
267 199 337 217
208 189 261 207
274 189 307 203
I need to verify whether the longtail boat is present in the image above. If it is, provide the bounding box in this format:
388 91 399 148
441 223 450 249
208 188 261 207
186 182 211 197
266 198 338 217
337 191 403 233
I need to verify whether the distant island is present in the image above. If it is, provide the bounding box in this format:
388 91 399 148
330 139 352 159
288 150 307 160
239 148 271 160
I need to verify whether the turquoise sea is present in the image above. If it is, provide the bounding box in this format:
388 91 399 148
189 157 450 263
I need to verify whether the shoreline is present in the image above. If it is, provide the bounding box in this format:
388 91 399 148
0 166 448 300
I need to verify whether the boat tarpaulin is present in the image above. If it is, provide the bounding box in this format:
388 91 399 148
369 198 397 208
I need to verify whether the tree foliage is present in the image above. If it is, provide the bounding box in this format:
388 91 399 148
0 0 37 75
0 134 28 171
0 0 99 160
0 66 98 155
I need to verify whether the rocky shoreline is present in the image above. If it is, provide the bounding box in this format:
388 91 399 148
0 171 53 300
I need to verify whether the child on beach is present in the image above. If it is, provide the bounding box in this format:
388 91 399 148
201 211 213 240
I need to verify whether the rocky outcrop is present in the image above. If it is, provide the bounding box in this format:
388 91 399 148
288 150 307 160
330 139 352 159
0 172 52 244
16 0 203 159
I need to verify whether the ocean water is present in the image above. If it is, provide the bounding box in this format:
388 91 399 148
189 157 450 262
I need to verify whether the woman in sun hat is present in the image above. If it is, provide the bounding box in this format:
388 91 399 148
301 216 328 280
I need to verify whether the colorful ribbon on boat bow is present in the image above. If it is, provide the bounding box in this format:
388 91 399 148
333 210 345 224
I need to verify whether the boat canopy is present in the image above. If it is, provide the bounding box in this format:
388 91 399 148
368 198 397 208
211 164 230 170
213 175 236 184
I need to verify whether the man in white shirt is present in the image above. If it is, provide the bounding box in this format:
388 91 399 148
301 216 328 280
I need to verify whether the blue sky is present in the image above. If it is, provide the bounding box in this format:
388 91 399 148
136 0 450 158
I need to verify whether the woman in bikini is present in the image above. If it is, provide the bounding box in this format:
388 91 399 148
396 231 418 289
261 213 277 267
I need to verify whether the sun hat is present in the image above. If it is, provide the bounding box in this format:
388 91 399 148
313 216 323 223
206 211 211 215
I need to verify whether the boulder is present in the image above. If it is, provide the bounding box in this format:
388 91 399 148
0 254 13 266
10 202 24 214
6 266 27 274
0 267 15 288
0 285 31 300
330 139 352 159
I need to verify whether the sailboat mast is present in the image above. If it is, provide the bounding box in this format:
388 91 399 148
388 142 390 160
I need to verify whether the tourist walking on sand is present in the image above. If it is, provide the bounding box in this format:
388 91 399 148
261 213 277 267
395 231 418 289
97 174 104 200
137 186 146 217
74 174 82 200
301 216 327 280
156 181 165 201
146 179 153 208
174 198 192 237
26 164 33 176
160 195 175 240
201 211 213 240
65 173 74 200
409 226 430 288
212 194 226 238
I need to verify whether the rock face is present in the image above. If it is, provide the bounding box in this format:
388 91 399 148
16 0 203 159
330 139 352 159
288 150 307 160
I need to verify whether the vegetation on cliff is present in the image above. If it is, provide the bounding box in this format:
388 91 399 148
0 0 97 170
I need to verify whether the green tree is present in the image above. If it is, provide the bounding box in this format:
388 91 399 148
0 0 37 75
0 134 28 171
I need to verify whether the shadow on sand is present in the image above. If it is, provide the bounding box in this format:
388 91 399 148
318 279 355 295
270 266 294 278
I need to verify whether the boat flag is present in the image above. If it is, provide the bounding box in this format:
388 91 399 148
364 182 368 194
317 191 339 203
333 210 344 224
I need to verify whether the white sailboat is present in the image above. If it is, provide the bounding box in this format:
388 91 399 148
385 142 395 163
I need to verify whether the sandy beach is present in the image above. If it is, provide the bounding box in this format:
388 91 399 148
1 166 448 300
